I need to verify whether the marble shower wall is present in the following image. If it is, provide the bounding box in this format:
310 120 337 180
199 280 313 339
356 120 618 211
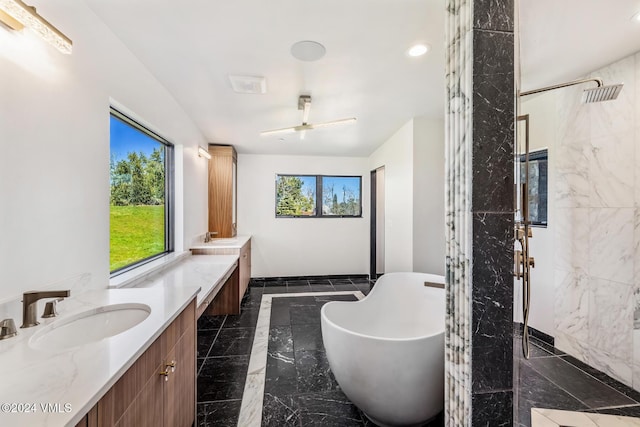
445 0 514 425
553 52 640 390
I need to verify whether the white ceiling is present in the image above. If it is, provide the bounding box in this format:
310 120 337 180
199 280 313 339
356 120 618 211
84 0 640 156
519 0 640 92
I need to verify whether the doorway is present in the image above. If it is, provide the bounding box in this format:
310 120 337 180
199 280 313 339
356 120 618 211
370 166 385 280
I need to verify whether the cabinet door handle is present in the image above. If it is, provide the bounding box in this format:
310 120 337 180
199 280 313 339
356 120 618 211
166 360 177 373
159 370 170 381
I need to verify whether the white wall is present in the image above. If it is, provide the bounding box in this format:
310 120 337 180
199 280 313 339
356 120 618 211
516 91 558 335
369 120 415 272
237 154 369 277
0 0 208 304
413 117 445 275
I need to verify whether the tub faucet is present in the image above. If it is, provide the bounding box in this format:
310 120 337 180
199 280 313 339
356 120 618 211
21 290 70 328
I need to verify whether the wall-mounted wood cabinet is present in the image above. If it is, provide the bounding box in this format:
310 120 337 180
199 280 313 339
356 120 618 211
208 145 237 238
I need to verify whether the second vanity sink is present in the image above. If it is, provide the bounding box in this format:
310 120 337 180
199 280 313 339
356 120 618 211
29 303 151 351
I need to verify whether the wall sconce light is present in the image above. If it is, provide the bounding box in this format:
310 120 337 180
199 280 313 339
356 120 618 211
0 0 72 54
198 146 211 160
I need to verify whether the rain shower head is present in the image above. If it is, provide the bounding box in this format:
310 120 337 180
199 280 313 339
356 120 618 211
520 77 624 103
582 83 623 103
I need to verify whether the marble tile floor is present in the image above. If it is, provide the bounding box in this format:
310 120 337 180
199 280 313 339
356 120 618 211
197 277 640 426
515 334 640 426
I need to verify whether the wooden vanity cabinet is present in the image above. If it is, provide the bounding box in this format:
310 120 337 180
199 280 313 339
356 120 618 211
208 144 237 238
76 300 196 427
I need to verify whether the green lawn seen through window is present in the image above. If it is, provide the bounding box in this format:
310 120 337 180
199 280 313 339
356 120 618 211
110 205 165 271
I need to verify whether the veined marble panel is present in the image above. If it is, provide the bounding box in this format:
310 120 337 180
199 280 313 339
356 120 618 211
588 208 634 285
554 208 589 272
635 130 640 208
590 55 636 139
633 330 640 384
554 268 589 341
588 277 633 362
557 82 590 144
589 132 635 208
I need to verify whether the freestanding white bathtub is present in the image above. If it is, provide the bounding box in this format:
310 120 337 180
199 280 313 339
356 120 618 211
320 272 445 427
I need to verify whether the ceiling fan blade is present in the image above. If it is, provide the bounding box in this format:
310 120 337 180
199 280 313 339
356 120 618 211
307 117 357 129
260 126 298 136
261 117 355 137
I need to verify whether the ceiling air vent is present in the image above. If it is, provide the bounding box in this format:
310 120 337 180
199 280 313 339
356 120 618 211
228 75 267 94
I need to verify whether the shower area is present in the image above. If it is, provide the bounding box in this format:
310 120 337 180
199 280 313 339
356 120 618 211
513 22 640 426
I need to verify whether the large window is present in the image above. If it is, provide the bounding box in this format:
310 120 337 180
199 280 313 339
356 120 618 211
109 108 174 274
275 174 362 218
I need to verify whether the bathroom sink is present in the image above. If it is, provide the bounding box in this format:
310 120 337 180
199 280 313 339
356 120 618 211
29 303 151 351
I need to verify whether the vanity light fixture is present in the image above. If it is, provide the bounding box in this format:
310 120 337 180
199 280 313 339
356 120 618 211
407 43 430 57
198 146 211 159
0 0 72 54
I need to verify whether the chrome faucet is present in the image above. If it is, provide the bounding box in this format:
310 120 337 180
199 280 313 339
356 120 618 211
21 290 70 328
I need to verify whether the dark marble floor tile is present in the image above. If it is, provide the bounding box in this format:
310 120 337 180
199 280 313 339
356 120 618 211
197 356 206 373
290 305 322 325
331 283 359 291
197 356 249 401
585 405 640 417
197 314 226 331
354 282 371 292
560 355 640 403
263 286 288 294
288 296 318 306
525 357 635 408
286 284 312 293
292 323 324 352
197 331 216 358
264 280 287 287
270 304 291 326
262 393 301 427
296 390 365 426
331 279 354 286
224 308 259 328
295 350 338 393
197 400 242 427
265 351 298 395
241 288 264 309
286 279 310 287
516 362 588 426
309 284 335 292
208 327 255 356
513 336 554 359
269 326 294 352
350 278 371 285
308 279 332 286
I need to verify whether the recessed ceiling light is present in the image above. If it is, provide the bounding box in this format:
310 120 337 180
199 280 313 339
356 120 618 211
291 40 326 62
407 43 430 57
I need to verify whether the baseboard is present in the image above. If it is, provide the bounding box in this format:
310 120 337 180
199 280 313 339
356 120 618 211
514 322 554 346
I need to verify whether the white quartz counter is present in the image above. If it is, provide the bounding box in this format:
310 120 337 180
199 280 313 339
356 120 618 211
190 234 251 250
0 253 239 427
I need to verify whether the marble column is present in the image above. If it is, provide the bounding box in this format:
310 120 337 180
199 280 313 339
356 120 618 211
445 0 515 426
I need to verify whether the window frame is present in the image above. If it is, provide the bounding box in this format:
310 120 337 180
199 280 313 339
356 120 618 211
275 174 363 218
109 107 175 276
519 148 548 228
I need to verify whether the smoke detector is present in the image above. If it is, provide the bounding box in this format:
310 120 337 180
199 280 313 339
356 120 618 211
228 75 267 94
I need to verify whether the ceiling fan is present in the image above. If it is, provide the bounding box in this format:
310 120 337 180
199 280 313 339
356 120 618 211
260 95 356 140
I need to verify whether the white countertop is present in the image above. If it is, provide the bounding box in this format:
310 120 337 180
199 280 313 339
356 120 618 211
0 253 239 427
130 254 239 306
190 234 251 250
